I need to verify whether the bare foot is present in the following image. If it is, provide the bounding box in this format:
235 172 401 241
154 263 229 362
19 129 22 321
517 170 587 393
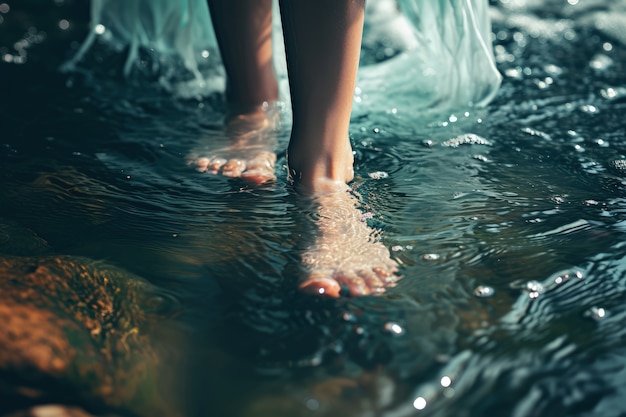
189 103 280 185
287 137 399 297
297 190 401 297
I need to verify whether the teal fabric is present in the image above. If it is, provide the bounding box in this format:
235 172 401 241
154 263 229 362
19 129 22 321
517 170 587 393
357 0 501 114
65 0 501 113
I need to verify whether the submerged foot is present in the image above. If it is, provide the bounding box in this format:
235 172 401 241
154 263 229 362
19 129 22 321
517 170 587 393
189 103 280 185
287 137 400 297
298 190 400 297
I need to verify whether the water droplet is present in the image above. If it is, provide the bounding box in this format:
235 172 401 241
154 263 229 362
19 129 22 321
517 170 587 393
440 376 452 387
342 311 355 322
306 398 320 410
504 67 522 79
94 24 106 35
58 19 70 30
600 87 626 101
368 171 389 180
384 322 404 335
525 280 544 293
580 104 598 114
590 54 613 71
413 397 427 410
443 387 456 398
422 253 440 261
586 306 607 320
442 134 491 148
544 64 562 76
473 285 495 298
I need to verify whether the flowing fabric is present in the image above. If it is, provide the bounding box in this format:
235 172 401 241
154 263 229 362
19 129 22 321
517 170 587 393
64 0 501 114
357 0 502 114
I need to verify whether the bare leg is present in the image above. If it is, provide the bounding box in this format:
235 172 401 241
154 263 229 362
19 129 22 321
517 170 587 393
280 0 362 192
191 0 280 185
207 0 278 107
280 0 400 296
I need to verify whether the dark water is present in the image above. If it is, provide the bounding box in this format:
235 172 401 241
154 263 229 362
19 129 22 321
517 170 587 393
2 0 626 416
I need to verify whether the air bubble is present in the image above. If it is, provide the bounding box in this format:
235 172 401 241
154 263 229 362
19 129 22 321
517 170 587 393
473 285 495 298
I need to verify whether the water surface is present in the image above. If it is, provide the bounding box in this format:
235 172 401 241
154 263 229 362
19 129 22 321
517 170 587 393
1 1 626 416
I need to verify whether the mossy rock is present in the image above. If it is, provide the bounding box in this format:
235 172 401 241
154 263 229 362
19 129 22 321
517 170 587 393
0 254 176 417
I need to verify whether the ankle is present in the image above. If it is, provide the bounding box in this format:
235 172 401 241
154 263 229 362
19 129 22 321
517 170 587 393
287 138 354 193
225 72 279 110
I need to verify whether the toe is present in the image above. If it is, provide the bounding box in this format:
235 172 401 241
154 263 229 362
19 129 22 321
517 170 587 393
337 273 371 296
222 159 246 177
241 155 276 185
359 270 386 295
241 169 275 185
195 157 210 172
299 274 341 297
373 266 399 284
207 157 227 174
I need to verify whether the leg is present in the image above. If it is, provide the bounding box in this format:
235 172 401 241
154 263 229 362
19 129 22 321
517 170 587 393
208 0 278 107
280 0 400 296
191 0 280 185
280 0 364 192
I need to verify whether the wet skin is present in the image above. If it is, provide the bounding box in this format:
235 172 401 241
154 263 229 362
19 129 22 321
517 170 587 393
297 189 401 297
190 104 279 186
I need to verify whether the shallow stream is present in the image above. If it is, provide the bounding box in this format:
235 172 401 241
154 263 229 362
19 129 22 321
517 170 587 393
1 1 626 416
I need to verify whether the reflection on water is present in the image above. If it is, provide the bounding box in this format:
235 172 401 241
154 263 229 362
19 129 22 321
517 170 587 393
2 0 626 416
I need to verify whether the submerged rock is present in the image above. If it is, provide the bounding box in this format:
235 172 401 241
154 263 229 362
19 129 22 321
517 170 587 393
0 218 177 417
3 405 106 417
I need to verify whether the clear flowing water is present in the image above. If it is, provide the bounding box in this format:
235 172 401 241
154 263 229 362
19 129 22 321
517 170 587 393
1 1 626 416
